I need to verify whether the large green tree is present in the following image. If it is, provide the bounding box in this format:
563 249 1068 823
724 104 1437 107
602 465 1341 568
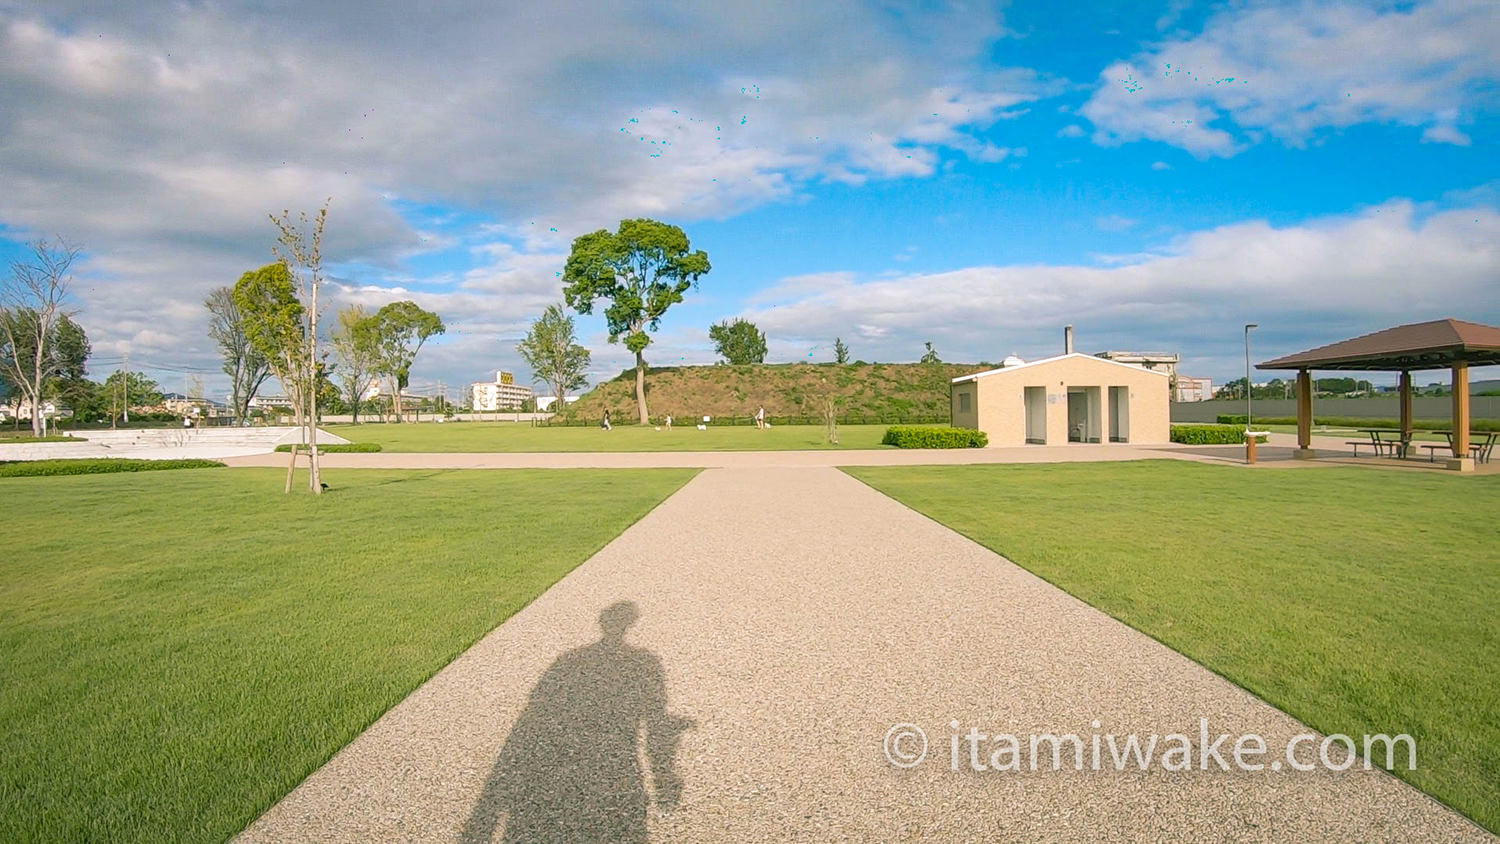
517 303 590 411
709 317 767 365
205 285 271 425
372 300 444 422
233 262 307 424
0 240 84 436
330 305 382 423
562 219 710 424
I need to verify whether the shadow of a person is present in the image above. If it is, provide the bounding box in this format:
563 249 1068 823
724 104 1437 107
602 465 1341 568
459 601 692 844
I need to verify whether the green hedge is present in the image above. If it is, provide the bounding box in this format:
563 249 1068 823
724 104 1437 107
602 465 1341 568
0 459 225 478
882 426 988 448
1171 424 1267 445
1216 414 1499 431
0 435 84 443
273 442 382 453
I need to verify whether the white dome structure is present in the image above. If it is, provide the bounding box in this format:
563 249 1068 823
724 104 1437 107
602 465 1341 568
1000 354 1026 368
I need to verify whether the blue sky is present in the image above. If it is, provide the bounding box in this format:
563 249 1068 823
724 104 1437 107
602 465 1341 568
1 0 1496 400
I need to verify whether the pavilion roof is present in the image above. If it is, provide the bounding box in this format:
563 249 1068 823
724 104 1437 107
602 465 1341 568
1257 318 1500 371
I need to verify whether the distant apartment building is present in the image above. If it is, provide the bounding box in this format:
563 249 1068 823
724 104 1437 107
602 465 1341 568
1173 375 1213 402
471 370 533 411
1095 350 1179 378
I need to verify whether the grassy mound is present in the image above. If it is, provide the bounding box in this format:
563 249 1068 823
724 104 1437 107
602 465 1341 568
561 361 986 424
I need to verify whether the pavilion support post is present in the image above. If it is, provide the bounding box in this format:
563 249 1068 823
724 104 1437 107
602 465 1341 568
1447 362 1472 471
1294 369 1314 458
1399 371 1413 458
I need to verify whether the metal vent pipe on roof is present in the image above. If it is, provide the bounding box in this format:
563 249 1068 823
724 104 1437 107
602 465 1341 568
1064 324 1074 354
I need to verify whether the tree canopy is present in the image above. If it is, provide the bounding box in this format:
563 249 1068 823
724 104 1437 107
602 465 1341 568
371 300 444 421
330 305 382 423
562 218 709 423
709 318 767 365
517 304 591 408
206 285 271 424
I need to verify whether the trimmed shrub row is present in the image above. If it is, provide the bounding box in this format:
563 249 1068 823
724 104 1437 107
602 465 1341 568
0 435 84 443
273 442 383 453
1171 424 1267 445
0 458 225 478
1215 414 1499 431
882 426 988 448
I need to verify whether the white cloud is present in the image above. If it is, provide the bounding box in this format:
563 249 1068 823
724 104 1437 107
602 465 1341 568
0 2 1047 391
1057 124 1086 138
1095 214 1138 232
1150 161 1173 171
740 199 1500 378
1082 0 1499 156
1421 123 1472 146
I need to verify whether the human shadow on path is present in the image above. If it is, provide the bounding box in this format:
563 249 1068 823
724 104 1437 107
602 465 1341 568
459 601 693 844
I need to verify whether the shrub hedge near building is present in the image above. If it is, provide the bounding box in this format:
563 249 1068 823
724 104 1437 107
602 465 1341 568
1172 424 1267 445
882 426 989 448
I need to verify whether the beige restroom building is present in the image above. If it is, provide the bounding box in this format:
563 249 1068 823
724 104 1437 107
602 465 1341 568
950 352 1170 446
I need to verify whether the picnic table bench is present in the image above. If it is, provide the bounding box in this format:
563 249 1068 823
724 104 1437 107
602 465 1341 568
1349 428 1407 458
1420 430 1499 463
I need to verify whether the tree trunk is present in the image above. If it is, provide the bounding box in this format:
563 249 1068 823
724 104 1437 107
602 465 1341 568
308 292 321 495
634 350 649 425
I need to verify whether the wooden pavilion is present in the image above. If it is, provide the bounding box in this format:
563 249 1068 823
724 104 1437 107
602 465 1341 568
1257 318 1500 471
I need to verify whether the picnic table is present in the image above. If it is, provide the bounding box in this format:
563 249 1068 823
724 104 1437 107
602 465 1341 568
1422 430 1500 464
1351 428 1408 458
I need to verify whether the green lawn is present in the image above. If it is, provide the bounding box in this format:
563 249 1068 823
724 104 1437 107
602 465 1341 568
326 421 900 452
0 466 696 844
846 461 1499 833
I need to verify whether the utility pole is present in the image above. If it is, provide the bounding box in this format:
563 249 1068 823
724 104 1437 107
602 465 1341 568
121 351 129 425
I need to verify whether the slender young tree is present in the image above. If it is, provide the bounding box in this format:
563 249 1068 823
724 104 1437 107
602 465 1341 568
517 303 591 411
205 285 271 425
330 304 382 424
234 262 307 491
562 219 710 424
269 202 329 494
0 239 82 436
833 337 849 365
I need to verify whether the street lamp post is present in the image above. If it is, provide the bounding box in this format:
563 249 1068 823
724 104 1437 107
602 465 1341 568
1244 323 1258 431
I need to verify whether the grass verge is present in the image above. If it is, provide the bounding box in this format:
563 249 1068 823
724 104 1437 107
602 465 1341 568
0 467 696 844
845 460 1499 832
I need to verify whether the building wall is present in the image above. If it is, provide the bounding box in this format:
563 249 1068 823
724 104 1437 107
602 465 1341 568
950 382 979 430
958 355 1170 446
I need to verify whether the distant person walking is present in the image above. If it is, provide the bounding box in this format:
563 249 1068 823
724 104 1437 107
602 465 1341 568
601 409 612 431
755 406 765 430
665 414 673 430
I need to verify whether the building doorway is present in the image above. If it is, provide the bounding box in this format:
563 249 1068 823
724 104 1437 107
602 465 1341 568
1109 386 1130 442
1067 387 1102 442
1024 386 1047 444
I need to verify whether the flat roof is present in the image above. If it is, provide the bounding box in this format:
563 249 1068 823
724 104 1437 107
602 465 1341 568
1257 318 1500 371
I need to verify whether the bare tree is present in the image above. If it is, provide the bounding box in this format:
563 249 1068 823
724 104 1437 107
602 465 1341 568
0 239 82 437
330 304 381 424
205 285 271 425
270 201 329 494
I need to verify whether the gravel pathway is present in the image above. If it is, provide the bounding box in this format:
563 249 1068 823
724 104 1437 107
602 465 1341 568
236 467 1489 843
